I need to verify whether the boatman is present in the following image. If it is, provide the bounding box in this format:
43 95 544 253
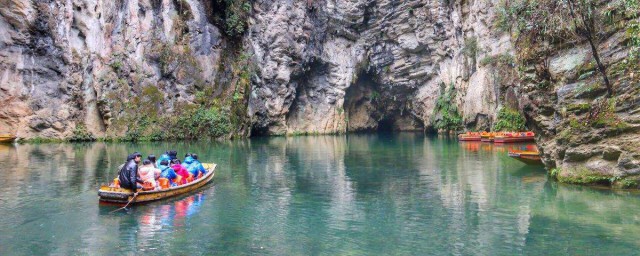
119 152 143 193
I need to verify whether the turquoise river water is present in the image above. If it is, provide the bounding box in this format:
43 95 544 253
1 133 640 255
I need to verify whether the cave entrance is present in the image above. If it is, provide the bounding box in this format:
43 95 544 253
343 70 424 133
376 118 396 132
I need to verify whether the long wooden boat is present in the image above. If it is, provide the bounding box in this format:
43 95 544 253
458 132 481 141
0 134 16 143
508 150 543 165
98 163 216 204
494 132 535 143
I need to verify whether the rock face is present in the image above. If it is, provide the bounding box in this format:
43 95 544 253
0 0 519 137
248 0 513 134
0 0 227 139
1 0 639 186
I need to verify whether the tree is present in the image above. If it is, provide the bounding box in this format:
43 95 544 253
565 0 613 97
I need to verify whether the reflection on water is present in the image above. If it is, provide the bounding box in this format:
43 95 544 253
1 134 640 255
460 141 538 153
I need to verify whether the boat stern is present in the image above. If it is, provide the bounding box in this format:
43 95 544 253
98 186 133 203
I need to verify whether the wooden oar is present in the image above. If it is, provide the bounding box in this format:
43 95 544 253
110 192 139 213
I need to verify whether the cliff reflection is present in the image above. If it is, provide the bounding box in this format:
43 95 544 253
5 135 640 254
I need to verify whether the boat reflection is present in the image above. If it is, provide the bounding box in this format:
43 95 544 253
100 190 208 223
461 141 538 153
144 191 206 224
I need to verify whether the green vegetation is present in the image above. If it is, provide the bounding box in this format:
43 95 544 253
479 53 515 67
588 98 629 129
574 82 602 97
228 52 253 135
69 124 95 142
370 91 380 102
493 107 526 131
630 20 640 60
569 98 628 130
217 0 252 38
566 103 591 114
618 178 639 189
559 173 612 185
433 84 463 132
21 137 66 143
550 167 640 188
462 37 479 59
171 106 233 139
110 60 123 72
103 83 237 142
156 43 202 79
550 167 611 185
496 0 640 97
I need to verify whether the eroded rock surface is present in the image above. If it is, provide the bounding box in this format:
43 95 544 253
0 0 226 139
248 0 513 134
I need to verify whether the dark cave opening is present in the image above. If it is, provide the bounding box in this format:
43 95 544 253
202 0 228 26
251 124 270 137
344 69 424 133
376 118 396 132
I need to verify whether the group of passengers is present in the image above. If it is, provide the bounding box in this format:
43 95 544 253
117 150 207 192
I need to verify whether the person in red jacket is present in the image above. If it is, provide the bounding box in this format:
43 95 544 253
171 159 190 185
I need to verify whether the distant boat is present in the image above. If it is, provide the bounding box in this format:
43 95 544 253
494 132 535 143
0 134 16 143
458 132 481 141
98 163 216 205
508 150 543 165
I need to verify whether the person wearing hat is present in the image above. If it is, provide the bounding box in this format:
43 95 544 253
119 152 143 193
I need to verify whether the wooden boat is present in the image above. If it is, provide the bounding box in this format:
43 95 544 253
98 163 216 204
458 132 481 141
0 134 16 143
494 131 535 143
480 132 495 142
508 150 543 165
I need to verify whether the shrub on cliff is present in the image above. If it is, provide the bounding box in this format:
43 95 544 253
172 106 233 139
433 85 463 132
493 107 526 131
216 0 252 38
69 124 96 142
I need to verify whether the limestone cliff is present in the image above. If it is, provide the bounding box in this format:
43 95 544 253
0 0 244 140
248 0 514 135
1 0 639 186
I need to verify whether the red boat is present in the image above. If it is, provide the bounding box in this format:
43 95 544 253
458 132 481 141
494 132 535 143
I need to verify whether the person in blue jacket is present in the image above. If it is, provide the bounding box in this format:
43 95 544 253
189 154 207 177
159 160 178 186
156 153 171 168
182 154 194 169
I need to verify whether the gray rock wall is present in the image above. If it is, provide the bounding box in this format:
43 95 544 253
248 0 513 135
0 0 225 139
1 0 514 138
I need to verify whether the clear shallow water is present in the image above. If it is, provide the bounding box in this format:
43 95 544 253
1 133 640 255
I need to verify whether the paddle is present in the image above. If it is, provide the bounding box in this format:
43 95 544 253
110 192 139 213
